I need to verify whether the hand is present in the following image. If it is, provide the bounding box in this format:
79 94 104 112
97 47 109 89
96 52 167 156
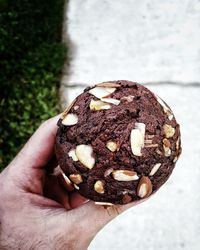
0 116 139 250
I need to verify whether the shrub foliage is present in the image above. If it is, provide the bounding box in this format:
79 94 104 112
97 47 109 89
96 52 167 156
0 0 66 169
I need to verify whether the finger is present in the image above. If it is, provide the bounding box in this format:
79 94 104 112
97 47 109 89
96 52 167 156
43 175 71 210
69 192 89 209
11 115 60 174
71 198 148 239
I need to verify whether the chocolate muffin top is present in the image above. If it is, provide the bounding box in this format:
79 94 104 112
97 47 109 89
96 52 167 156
55 80 181 205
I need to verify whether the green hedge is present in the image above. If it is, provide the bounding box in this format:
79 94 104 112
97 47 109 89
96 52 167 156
0 0 66 169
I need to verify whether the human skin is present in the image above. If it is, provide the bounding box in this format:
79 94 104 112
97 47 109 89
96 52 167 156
0 115 142 250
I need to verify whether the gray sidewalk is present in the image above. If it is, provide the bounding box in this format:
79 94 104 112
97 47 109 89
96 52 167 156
61 1 200 249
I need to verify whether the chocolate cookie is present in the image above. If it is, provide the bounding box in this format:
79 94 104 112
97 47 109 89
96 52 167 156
55 80 181 205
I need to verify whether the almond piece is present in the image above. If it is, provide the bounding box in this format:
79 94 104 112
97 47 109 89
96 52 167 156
69 174 83 184
75 144 95 169
121 95 135 102
145 144 158 148
95 201 113 206
135 123 146 139
173 156 178 163
163 138 171 157
89 87 116 99
106 141 118 152
163 145 171 157
94 180 105 194
57 167 72 185
163 138 171 147
104 167 114 177
56 167 74 191
61 173 71 185
112 170 139 181
52 165 62 176
68 149 78 161
168 114 174 121
101 98 120 105
163 124 175 138
74 184 80 190
144 139 153 144
62 113 78 126
73 105 79 110
156 95 174 120
176 137 180 150
146 134 155 139
149 163 161 176
137 176 152 198
130 129 143 156
89 99 111 111
130 123 146 156
96 82 121 88
61 98 77 119
156 149 163 155
62 174 74 191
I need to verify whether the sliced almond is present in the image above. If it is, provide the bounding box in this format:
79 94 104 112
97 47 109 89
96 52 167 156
163 138 171 147
104 167 114 177
176 137 180 150
173 156 178 163
95 201 113 206
156 95 173 120
121 95 135 102
62 113 78 126
130 123 146 156
89 87 116 99
89 99 111 111
163 145 171 157
61 173 71 185
68 149 78 161
57 167 72 185
145 144 158 148
62 174 74 191
112 170 139 181
146 134 155 139
75 144 95 169
69 174 83 184
73 105 79 110
106 141 118 152
163 124 175 138
168 114 174 121
149 163 161 176
156 95 171 113
156 149 163 155
101 98 120 105
137 176 152 198
135 123 146 140
57 167 74 191
96 82 121 88
61 98 77 119
94 180 105 194
74 184 80 190
144 139 153 144
52 165 62 176
130 129 143 156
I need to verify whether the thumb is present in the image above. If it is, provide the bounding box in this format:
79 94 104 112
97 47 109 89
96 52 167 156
67 200 145 244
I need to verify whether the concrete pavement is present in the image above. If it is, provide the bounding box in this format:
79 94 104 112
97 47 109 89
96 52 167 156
61 1 200 249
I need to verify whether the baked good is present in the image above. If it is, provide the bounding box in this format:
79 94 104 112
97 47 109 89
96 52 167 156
55 80 181 205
